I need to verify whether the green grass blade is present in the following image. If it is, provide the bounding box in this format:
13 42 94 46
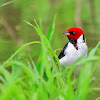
46 16 56 42
0 0 16 7
89 41 100 57
28 53 39 76
3 41 40 67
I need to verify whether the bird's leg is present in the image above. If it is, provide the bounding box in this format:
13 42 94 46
54 48 63 53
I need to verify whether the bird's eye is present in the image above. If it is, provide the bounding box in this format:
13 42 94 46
73 31 76 35
70 31 76 35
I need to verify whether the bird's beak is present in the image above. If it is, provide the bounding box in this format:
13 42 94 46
63 31 70 36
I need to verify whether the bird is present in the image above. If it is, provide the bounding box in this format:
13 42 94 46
58 27 88 67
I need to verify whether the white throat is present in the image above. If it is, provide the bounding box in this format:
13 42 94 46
77 34 84 43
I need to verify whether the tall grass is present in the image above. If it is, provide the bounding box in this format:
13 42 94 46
0 18 100 100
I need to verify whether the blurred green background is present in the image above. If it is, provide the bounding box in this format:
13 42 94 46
0 0 100 100
0 0 100 62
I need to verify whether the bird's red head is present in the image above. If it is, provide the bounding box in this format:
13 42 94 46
63 27 83 40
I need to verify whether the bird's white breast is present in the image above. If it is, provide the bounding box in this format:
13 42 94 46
59 35 88 67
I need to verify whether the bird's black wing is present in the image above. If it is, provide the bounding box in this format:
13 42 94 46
58 43 68 59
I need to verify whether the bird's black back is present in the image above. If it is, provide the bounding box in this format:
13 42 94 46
58 43 68 59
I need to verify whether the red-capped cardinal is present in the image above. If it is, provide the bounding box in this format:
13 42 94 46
58 27 88 67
